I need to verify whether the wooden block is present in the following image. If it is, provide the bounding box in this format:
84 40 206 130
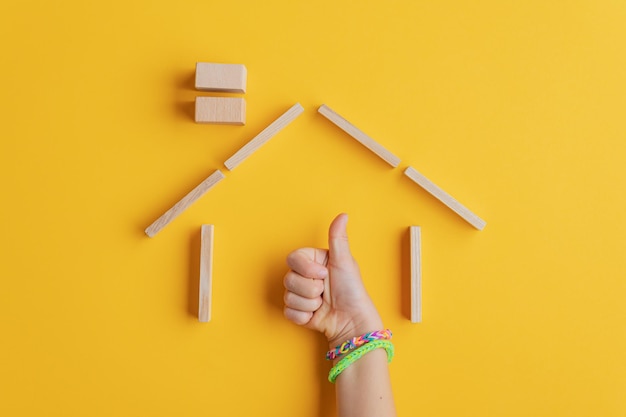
410 226 422 323
195 63 247 93
404 166 486 230
145 170 225 238
195 97 246 125
318 104 401 168
224 103 304 170
199 225 214 323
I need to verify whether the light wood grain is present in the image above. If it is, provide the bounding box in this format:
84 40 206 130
145 170 225 238
195 97 246 125
199 224 214 323
404 166 486 230
410 226 422 323
195 62 247 93
318 104 401 168
224 103 304 170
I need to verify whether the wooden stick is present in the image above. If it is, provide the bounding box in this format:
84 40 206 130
195 63 247 93
224 103 304 170
145 170 225 237
318 104 401 168
410 226 422 323
199 225 214 323
195 97 246 125
404 166 486 230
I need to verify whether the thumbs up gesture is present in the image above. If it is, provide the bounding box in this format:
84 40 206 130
283 214 384 348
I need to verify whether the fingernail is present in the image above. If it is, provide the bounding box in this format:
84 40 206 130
317 268 328 279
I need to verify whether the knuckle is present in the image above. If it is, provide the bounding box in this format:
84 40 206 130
283 273 292 289
283 272 298 291
283 290 293 306
284 307 310 326
286 249 304 269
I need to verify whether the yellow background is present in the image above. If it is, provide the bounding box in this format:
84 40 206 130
1 1 625 416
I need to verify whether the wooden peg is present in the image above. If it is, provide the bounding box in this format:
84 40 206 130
195 97 246 125
195 63 247 93
410 226 422 323
145 170 225 238
199 225 214 323
318 104 401 168
404 166 486 230
224 103 304 170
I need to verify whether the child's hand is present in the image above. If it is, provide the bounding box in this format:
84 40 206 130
283 214 383 348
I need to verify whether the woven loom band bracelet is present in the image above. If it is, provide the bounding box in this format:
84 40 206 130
325 329 393 361
339 342 354 354
328 339 394 383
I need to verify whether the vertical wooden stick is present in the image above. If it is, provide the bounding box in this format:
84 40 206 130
199 225 214 323
410 226 422 323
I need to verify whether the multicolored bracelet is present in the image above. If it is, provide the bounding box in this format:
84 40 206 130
326 329 393 361
328 339 394 383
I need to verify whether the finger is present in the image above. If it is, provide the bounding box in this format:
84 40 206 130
284 290 323 312
284 271 325 299
328 213 353 263
283 307 313 326
286 248 329 279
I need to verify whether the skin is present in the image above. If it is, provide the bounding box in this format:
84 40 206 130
283 213 397 417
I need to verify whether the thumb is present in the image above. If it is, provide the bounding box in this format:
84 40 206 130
328 213 353 264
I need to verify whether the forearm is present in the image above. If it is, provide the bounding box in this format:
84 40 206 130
328 316 397 417
335 348 397 417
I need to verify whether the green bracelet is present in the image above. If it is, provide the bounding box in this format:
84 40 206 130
328 339 394 383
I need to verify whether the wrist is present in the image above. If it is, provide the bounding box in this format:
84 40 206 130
327 315 385 350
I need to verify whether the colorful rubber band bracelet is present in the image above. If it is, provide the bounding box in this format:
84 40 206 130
326 329 392 361
328 339 394 383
